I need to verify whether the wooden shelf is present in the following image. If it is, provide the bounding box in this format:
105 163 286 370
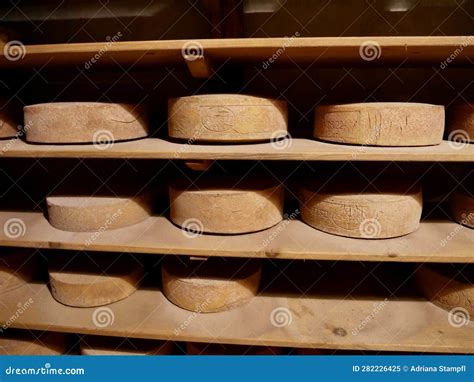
1 138 473 162
2 276 472 353
1 37 473 69
0 211 472 263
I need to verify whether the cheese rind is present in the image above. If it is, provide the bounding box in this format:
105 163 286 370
169 178 284 234
168 94 288 142
46 193 152 232
450 190 474 229
314 103 444 146
0 100 19 139
299 182 423 239
48 254 144 307
416 264 473 317
24 102 148 143
0 250 38 294
162 257 261 312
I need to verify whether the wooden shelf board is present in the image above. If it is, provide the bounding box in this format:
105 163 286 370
1 281 472 353
1 138 473 161
1 37 473 69
0 211 472 263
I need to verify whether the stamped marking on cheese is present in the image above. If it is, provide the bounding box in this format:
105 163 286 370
199 105 276 134
199 106 235 132
323 110 360 136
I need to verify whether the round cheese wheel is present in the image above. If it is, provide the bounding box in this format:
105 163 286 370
0 331 68 355
314 102 444 146
447 103 474 143
169 177 284 234
24 102 149 144
48 254 144 307
416 264 473 317
299 180 423 239
0 99 19 139
162 257 261 312
46 192 152 232
0 250 39 294
168 94 288 142
186 342 280 355
450 190 474 228
80 336 173 355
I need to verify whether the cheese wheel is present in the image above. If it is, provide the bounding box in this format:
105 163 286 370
0 331 68 355
168 94 288 142
24 102 148 143
299 180 423 239
447 103 474 143
416 264 473 317
314 103 444 146
80 336 173 355
0 99 19 139
450 190 474 228
46 192 152 232
162 257 261 312
169 177 284 234
48 254 144 307
0 250 39 294
186 342 280 355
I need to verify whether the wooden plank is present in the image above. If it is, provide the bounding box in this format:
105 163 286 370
0 138 473 161
1 275 472 353
0 211 472 263
0 37 473 68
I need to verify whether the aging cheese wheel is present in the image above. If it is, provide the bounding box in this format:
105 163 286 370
48 254 144 307
168 94 288 142
0 250 39 294
450 190 474 228
299 180 423 239
416 264 473 317
314 103 444 146
46 192 152 232
169 177 284 234
162 257 261 312
24 102 148 144
186 342 280 355
0 99 19 139
447 103 474 143
0 331 68 355
80 336 173 355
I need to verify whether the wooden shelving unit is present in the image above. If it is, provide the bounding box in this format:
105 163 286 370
1 37 473 72
0 212 472 263
2 267 473 354
1 138 473 161
0 3 472 354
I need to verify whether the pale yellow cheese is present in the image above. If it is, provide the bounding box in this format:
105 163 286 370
168 94 287 142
